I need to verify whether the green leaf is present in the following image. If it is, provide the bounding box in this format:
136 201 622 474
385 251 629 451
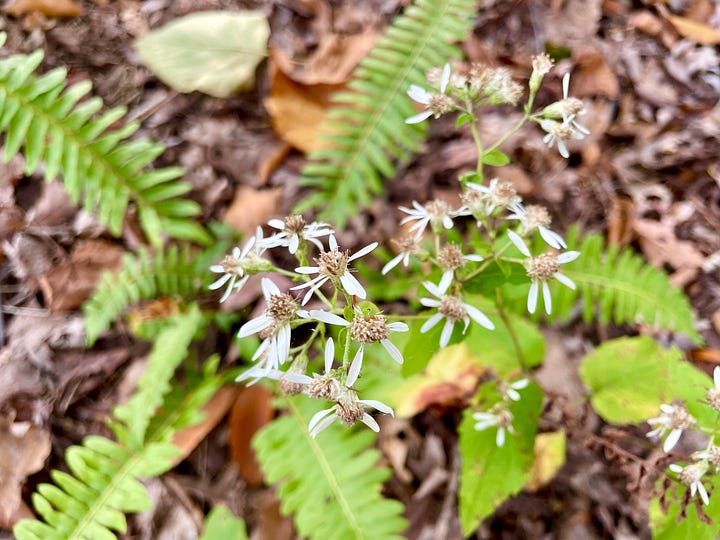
458 382 543 535
253 395 407 540
650 475 720 540
463 261 527 296
456 112 473 128
135 11 269 98
200 506 248 540
401 316 447 376
481 149 510 166
579 336 712 425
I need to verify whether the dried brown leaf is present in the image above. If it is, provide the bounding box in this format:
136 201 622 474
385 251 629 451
223 186 281 236
0 422 51 523
665 13 720 45
38 239 124 311
229 385 273 486
4 0 83 17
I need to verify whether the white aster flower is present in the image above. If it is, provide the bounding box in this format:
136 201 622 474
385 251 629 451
264 215 334 254
399 199 456 238
309 386 394 438
209 227 271 303
382 236 421 275
473 409 514 447
507 230 580 315
236 278 300 378
693 446 720 472
291 235 377 305
406 63 453 124
306 309 408 376
507 203 567 249
419 278 494 348
460 178 521 217
647 403 696 453
539 119 585 159
669 463 710 506
437 243 483 286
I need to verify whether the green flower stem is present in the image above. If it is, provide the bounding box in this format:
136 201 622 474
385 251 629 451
495 288 527 372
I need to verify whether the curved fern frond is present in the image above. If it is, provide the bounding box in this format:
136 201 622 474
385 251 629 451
253 396 407 540
0 46 210 246
297 0 477 226
14 309 222 540
503 228 701 343
83 244 210 345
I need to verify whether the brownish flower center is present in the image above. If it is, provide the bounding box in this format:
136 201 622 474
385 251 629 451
284 215 306 234
266 293 297 322
439 295 467 322
316 250 349 278
527 253 560 281
351 314 390 343
438 244 464 271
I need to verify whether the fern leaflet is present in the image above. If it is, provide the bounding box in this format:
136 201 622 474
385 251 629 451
253 395 407 540
82 244 218 345
14 308 223 540
0 43 210 246
296 0 477 226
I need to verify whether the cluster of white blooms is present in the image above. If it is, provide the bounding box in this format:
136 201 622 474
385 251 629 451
210 216 403 437
646 367 720 507
473 378 529 447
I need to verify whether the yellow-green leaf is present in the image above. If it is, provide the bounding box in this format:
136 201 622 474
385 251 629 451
135 11 269 98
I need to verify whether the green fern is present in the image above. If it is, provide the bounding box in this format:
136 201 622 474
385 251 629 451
253 395 407 540
0 37 210 246
14 307 223 540
502 228 702 343
82 244 216 345
296 0 477 226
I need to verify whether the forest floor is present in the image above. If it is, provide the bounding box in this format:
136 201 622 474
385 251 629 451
1 0 720 538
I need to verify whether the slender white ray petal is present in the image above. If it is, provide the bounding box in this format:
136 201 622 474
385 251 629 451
347 347 364 387
465 304 495 330
360 413 380 432
421 312 443 333
381 339 404 364
542 280 552 315
554 272 576 290
324 338 335 373
527 281 539 314
440 319 454 347
508 229 531 256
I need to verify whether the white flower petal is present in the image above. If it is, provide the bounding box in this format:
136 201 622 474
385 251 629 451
506 389 521 401
360 413 380 432
542 280 552 315
421 312 443 333
238 316 272 338
562 72 570 99
208 273 232 290
340 272 367 298
440 64 451 93
288 234 300 254
697 481 710 505
439 271 454 294
261 277 281 299
664 429 682 452
381 339 404 364
382 253 406 275
465 304 495 330
508 229 531 257
496 427 506 447
360 399 394 416
347 346 364 387
310 412 337 438
329 235 338 250
558 251 580 264
527 281 539 314
407 85 431 104
388 322 409 332
442 215 454 229
405 110 434 124
554 272 576 290
511 378 530 390
669 464 683 473
268 218 284 229
420 298 441 308
310 310 350 326
557 140 569 158
440 319 454 347
349 241 378 261
423 281 442 298
295 266 319 274
714 366 720 389
324 338 335 373
538 226 566 249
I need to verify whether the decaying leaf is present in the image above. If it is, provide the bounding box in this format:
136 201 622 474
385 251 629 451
223 186 281 236
135 11 269 98
525 431 566 492
264 56 339 153
664 13 720 45
229 385 273 486
4 0 83 18
38 239 124 311
396 343 485 418
0 422 51 523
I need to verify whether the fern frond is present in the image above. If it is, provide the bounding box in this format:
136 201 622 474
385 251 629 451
82 244 210 345
0 46 210 246
504 228 702 343
253 396 407 540
14 313 224 540
297 0 477 226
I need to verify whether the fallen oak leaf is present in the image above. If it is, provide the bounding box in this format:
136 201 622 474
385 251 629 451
4 0 83 18
664 13 720 45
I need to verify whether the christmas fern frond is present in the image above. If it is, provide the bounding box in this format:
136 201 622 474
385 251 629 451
0 43 210 246
14 309 223 540
254 396 407 540
83 244 210 345
513 228 701 343
296 0 477 226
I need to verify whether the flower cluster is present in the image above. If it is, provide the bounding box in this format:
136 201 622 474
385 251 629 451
646 367 720 507
473 378 529 447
